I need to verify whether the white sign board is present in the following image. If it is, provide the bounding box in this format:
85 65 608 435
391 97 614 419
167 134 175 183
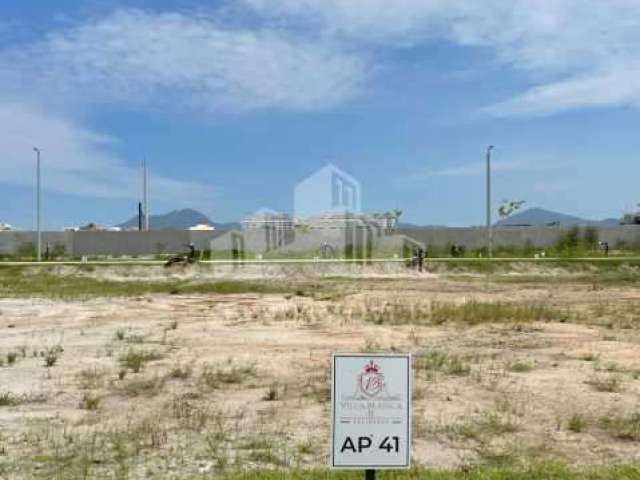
331 353 411 469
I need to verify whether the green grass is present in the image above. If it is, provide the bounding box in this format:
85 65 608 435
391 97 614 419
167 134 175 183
119 349 164 373
199 362 258 389
361 300 562 326
568 413 588 433
507 360 535 373
0 267 301 299
414 351 472 377
207 464 640 480
600 413 640 441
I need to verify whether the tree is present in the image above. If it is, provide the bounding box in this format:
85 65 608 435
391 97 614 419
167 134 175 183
498 200 526 220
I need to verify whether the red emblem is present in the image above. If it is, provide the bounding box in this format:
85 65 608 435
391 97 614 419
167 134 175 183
358 360 385 397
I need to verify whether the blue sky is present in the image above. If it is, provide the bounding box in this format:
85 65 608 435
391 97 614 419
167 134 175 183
1 0 639 228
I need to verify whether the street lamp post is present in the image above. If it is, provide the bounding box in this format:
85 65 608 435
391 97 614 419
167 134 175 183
486 145 494 259
33 147 42 262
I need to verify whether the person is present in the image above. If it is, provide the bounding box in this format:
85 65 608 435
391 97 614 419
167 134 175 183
603 241 609 256
188 242 196 260
417 247 425 272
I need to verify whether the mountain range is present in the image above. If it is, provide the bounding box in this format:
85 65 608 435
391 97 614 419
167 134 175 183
117 207 621 230
495 207 620 227
117 209 239 230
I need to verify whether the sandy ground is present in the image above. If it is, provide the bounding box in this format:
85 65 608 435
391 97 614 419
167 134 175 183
0 274 639 478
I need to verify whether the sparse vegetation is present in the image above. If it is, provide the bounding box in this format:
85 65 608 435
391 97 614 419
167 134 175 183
414 351 473 377
600 413 640 441
507 360 535 373
79 392 101 410
6 351 18 365
1 266 640 477
0 391 19 407
568 413 588 433
119 349 163 373
0 267 307 299
200 361 257 389
77 367 105 389
586 374 623 393
43 345 63 367
168 363 192 380
449 411 519 440
358 299 563 326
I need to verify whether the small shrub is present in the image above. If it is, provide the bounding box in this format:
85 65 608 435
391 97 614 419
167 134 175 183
43 345 63 367
77 367 105 390
586 374 623 393
200 362 257 390
600 413 640 441
79 393 101 411
169 320 178 330
121 375 166 397
168 364 192 380
0 392 18 407
415 351 471 377
118 369 127 380
579 353 599 362
115 329 126 341
453 412 519 440
126 334 146 344
568 414 587 433
6 352 18 365
119 349 163 373
507 360 534 373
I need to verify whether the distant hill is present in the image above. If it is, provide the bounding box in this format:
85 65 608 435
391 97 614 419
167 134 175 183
496 207 619 227
117 208 239 230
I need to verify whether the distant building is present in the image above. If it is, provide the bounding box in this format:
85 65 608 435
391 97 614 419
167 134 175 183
303 212 399 231
241 209 293 231
0 223 14 231
189 223 215 231
621 212 640 225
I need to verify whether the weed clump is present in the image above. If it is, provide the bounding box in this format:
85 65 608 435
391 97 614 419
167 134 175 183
507 360 534 373
0 391 18 407
586 374 623 393
6 352 18 365
119 349 163 373
415 351 472 378
200 362 257 390
599 413 640 441
43 345 63 367
568 414 587 433
79 393 101 411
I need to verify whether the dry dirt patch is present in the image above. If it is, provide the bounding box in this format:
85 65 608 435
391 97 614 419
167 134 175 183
0 276 639 478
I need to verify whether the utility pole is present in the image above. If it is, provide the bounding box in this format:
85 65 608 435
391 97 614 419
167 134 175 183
143 160 149 231
33 147 42 261
486 145 494 259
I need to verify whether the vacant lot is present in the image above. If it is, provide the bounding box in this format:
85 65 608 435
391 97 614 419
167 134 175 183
0 264 639 479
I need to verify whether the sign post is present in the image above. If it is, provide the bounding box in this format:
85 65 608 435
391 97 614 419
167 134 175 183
331 353 412 477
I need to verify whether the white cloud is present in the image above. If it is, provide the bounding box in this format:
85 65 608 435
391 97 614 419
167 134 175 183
416 159 530 179
412 157 563 180
245 0 640 116
0 9 366 112
0 102 213 204
487 66 640 117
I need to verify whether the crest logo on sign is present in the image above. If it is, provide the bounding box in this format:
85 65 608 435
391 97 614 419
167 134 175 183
358 360 385 397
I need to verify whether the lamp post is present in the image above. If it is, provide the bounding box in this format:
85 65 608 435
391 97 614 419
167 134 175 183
486 145 494 259
33 147 42 262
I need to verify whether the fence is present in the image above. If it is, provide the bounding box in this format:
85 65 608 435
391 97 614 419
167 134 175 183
2 225 639 257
